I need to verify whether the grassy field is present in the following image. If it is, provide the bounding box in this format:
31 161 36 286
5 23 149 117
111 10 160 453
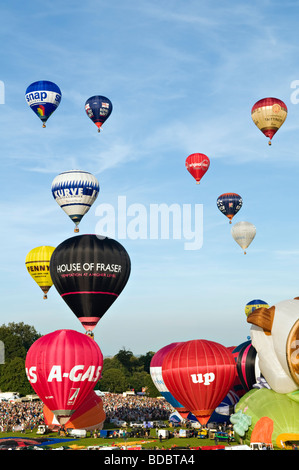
0 425 240 450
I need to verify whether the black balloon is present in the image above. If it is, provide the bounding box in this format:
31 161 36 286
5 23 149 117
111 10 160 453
50 235 131 332
234 341 260 392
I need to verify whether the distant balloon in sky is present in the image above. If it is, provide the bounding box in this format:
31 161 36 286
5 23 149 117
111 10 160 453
50 235 131 333
25 329 103 424
51 170 100 233
25 80 61 127
216 193 243 223
85 96 113 132
162 340 236 425
231 221 256 254
245 299 269 317
185 153 210 184
251 97 287 145
25 246 55 299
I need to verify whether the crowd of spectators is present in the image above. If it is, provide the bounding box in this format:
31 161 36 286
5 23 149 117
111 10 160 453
0 393 174 432
103 393 174 423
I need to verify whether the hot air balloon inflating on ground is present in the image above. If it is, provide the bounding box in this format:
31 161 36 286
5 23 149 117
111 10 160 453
85 96 112 132
216 193 243 223
162 340 236 425
251 97 287 145
185 153 210 184
25 246 55 299
25 81 61 128
231 221 256 254
51 170 100 232
25 329 103 425
43 390 106 431
50 235 131 333
150 343 189 419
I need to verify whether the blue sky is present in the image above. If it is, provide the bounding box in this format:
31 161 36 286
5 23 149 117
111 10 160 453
1 0 299 356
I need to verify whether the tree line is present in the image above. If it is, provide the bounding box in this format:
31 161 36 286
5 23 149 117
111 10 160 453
0 322 160 397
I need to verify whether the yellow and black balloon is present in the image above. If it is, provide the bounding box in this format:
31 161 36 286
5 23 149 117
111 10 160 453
25 246 55 299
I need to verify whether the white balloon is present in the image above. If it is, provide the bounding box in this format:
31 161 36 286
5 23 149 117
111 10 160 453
51 170 99 232
231 221 256 254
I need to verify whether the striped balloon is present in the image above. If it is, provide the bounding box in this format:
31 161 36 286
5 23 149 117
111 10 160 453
51 170 99 232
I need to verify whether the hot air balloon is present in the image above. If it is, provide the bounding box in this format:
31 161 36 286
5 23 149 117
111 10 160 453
216 193 243 223
25 246 55 299
50 235 131 333
85 95 113 132
245 299 269 317
25 329 103 425
185 153 210 184
51 170 100 233
162 340 236 425
231 221 256 254
25 80 61 127
234 388 299 449
150 343 189 419
43 390 106 431
251 97 287 145
234 341 262 393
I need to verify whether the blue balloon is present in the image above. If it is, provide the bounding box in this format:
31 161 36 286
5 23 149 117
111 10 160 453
216 193 243 223
85 95 113 132
25 80 61 127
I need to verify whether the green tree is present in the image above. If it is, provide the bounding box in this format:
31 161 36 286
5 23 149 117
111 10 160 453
0 322 41 395
99 368 128 393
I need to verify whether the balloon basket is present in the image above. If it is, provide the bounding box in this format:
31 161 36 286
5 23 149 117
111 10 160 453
74 227 79 233
43 295 47 300
42 123 46 128
268 140 272 146
85 331 94 339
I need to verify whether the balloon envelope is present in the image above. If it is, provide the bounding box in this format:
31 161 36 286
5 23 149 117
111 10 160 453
51 170 100 232
85 95 112 131
162 340 236 425
25 80 61 127
185 153 210 184
234 341 261 393
25 329 103 424
216 193 243 223
150 343 189 419
25 246 55 299
251 97 287 145
231 221 256 254
49 235 131 332
43 390 106 431
245 299 269 317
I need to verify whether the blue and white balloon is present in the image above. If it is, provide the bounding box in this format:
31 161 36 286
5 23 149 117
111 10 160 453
51 170 100 232
25 80 61 127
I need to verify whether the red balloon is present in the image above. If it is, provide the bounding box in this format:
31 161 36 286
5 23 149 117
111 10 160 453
43 390 106 431
150 342 189 419
25 330 103 424
185 153 210 184
162 340 236 425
